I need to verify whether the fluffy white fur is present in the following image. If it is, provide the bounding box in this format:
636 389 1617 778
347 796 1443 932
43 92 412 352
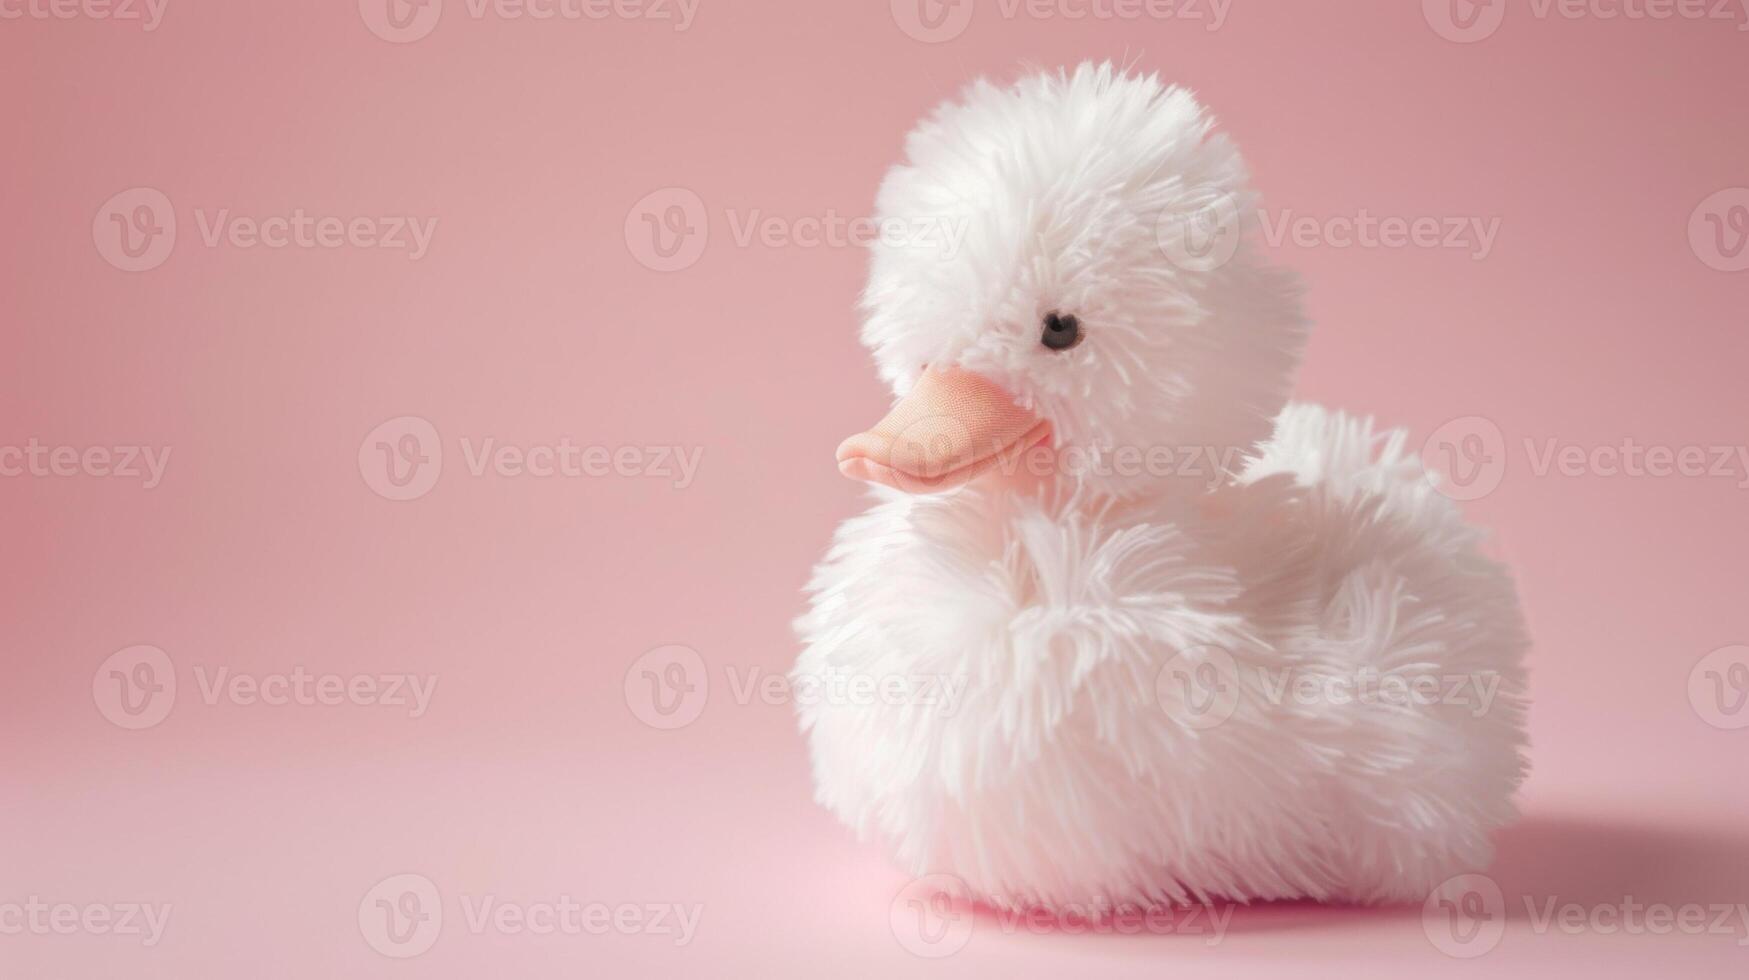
795 63 1529 910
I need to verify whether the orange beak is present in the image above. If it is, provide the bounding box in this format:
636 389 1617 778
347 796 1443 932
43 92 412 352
835 366 1051 494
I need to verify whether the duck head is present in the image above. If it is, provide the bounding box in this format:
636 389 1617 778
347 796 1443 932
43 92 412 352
836 62 1306 499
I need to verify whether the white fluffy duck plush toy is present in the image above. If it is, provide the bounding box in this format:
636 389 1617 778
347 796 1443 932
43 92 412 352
794 62 1528 912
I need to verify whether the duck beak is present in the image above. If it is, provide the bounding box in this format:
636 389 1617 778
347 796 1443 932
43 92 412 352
835 366 1051 493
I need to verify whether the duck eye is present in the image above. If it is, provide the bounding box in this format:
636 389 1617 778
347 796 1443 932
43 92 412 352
1041 312 1081 351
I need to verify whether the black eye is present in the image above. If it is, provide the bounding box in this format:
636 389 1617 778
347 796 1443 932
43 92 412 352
1041 311 1081 351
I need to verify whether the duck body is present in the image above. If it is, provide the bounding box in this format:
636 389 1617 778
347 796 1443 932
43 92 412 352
794 63 1528 910
796 403 1526 910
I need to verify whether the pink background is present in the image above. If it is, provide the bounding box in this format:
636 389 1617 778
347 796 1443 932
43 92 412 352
4 1 1748 976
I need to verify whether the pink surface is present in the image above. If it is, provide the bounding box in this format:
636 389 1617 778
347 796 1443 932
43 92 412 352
4 2 1748 977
